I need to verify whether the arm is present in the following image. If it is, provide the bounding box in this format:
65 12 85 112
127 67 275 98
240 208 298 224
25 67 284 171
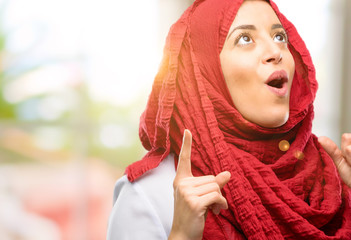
107 175 168 240
318 133 351 188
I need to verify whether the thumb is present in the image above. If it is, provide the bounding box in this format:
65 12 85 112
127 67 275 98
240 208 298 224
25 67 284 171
318 136 344 168
176 129 193 179
215 171 231 189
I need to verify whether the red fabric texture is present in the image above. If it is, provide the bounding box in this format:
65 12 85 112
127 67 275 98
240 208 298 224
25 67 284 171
125 0 351 239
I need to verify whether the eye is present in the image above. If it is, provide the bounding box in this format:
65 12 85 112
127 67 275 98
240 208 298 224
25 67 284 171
273 32 287 43
235 34 253 46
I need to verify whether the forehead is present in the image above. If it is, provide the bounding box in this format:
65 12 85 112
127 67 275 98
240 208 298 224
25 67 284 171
232 1 281 27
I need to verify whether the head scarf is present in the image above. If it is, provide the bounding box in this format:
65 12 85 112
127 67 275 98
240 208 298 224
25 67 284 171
126 0 351 239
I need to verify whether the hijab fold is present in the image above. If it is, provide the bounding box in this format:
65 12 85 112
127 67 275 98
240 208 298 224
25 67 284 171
126 0 351 238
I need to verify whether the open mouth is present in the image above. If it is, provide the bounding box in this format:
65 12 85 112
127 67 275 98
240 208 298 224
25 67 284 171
267 78 286 89
265 70 289 97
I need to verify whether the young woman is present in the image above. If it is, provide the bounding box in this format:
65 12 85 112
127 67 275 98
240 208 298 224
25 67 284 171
107 0 351 239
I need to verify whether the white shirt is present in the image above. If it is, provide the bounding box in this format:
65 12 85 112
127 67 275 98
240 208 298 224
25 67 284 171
107 154 176 240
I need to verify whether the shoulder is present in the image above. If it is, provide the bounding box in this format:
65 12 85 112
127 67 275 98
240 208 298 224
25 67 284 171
107 154 176 240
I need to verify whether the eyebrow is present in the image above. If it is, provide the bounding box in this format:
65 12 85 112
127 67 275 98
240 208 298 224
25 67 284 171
271 23 284 30
227 25 256 40
226 23 285 40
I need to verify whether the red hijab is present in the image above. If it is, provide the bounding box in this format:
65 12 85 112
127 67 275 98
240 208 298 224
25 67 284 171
126 0 351 239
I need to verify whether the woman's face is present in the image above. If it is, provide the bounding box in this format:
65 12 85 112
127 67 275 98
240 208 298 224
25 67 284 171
220 0 295 128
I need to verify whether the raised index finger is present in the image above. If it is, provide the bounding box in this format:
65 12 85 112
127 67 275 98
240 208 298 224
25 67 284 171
176 129 193 179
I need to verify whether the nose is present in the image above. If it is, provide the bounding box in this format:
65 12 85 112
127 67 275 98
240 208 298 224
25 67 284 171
262 42 282 64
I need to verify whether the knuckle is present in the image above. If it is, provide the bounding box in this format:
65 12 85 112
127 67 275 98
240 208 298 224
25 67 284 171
177 184 191 197
208 175 216 182
188 199 200 211
217 195 227 204
188 200 196 209
173 180 188 194
342 133 351 142
209 182 221 192
210 191 221 200
336 158 344 170
178 180 188 189
203 175 216 182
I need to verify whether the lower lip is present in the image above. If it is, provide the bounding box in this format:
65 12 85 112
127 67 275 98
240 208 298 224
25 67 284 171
265 82 288 97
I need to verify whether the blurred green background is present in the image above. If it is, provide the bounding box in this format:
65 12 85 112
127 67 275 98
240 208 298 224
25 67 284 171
0 0 349 239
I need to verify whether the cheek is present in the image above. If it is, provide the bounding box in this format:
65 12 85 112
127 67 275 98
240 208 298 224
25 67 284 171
287 54 295 89
286 51 296 78
223 58 256 88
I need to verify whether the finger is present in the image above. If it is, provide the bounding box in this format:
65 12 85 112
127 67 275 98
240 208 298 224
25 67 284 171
176 172 231 188
215 171 231 189
341 133 351 165
190 182 221 197
211 204 222 215
199 192 228 213
176 129 193 179
177 172 230 202
320 136 351 188
179 175 217 187
318 136 344 169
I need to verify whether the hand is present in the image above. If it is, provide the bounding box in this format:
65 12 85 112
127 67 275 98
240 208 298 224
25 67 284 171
318 133 351 188
168 130 231 240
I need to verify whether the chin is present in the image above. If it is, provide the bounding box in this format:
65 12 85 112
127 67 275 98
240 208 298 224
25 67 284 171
258 112 289 128
238 102 290 129
246 108 289 128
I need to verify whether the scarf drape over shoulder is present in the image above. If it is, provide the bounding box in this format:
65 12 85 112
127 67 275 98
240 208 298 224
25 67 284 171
126 0 351 239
